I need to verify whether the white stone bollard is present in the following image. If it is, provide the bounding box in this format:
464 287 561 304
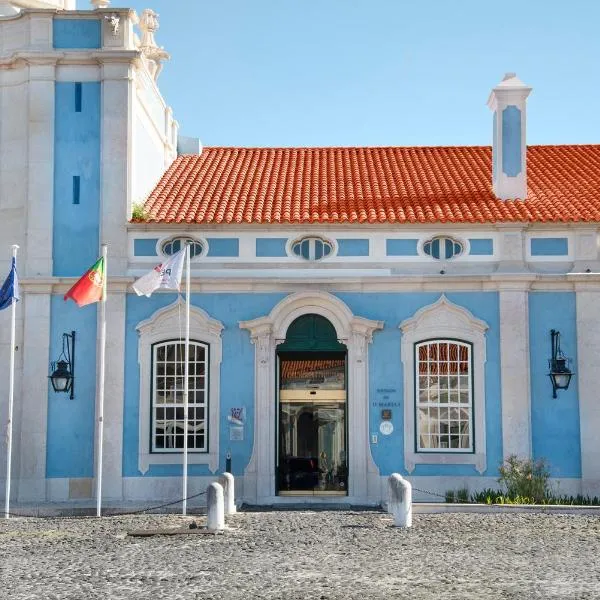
206 482 225 531
219 472 236 515
388 473 412 528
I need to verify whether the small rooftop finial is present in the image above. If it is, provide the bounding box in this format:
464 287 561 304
91 0 111 8
503 72 517 80
138 9 170 81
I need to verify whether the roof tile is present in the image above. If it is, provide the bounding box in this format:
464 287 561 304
140 145 600 224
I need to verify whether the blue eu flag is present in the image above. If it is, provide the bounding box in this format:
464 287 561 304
0 257 19 311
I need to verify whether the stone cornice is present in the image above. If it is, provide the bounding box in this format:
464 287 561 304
0 49 140 68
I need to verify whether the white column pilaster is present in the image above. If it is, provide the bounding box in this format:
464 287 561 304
100 286 126 500
17 287 52 501
575 285 600 496
26 61 56 276
499 285 532 459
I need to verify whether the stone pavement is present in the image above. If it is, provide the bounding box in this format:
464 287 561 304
1 509 599 599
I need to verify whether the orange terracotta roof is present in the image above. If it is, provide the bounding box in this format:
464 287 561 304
140 145 600 224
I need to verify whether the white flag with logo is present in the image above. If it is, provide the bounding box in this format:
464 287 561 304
132 249 186 297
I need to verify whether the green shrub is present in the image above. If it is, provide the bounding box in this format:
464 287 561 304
498 455 550 503
445 489 456 503
131 202 149 221
456 487 469 503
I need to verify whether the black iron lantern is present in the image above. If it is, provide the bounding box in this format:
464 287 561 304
49 331 75 399
548 329 573 399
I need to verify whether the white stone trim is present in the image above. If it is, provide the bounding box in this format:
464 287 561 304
239 291 383 504
136 297 223 475
400 295 488 474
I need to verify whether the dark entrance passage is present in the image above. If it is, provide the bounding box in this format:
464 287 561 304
276 315 347 496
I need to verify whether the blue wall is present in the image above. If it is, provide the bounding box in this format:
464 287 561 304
122 292 502 479
207 238 239 257
256 238 287 257
53 82 101 276
337 239 369 257
337 292 503 477
46 296 98 477
386 239 419 256
530 238 569 257
469 239 494 256
53 18 101 49
529 293 581 477
502 105 522 178
134 239 159 257
123 293 287 477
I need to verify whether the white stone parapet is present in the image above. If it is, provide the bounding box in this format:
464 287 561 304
388 473 412 528
207 482 225 532
219 473 236 515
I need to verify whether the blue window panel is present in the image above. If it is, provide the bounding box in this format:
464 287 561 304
207 238 239 257
256 238 288 257
72 175 80 205
337 239 369 257
386 239 419 256
134 239 159 257
530 238 569 256
74 83 82 112
502 105 522 178
53 19 101 49
468 239 493 256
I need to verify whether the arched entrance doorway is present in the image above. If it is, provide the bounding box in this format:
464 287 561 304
277 315 347 496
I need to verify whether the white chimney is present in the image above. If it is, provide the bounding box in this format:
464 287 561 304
487 73 532 200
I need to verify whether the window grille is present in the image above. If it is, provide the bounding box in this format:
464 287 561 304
161 237 204 259
291 237 333 261
423 236 463 260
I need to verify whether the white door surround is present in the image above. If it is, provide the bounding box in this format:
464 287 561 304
240 291 383 504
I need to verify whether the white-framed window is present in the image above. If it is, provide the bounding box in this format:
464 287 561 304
152 340 208 453
400 295 488 474
290 236 334 261
422 236 463 260
161 236 204 259
415 340 473 452
137 298 223 474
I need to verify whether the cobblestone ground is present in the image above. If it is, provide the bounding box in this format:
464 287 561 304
1 509 600 599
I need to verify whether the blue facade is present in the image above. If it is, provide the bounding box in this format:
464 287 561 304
502 105 522 177
469 239 494 256
256 238 288 257
53 82 101 276
206 238 240 257
530 237 569 256
47 296 98 477
529 293 581 477
386 239 419 256
134 239 159 257
337 239 369 257
53 18 101 49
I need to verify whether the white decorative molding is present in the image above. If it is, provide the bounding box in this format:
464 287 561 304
399 295 488 474
136 297 223 475
239 291 383 504
137 9 169 82
104 13 120 36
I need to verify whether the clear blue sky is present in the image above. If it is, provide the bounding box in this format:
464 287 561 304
121 0 598 147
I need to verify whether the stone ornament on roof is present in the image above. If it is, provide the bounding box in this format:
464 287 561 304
138 8 170 82
91 0 111 7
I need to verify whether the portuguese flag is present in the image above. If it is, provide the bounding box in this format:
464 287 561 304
64 256 105 307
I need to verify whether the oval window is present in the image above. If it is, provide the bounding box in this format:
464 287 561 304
423 236 463 260
161 237 204 259
291 237 333 261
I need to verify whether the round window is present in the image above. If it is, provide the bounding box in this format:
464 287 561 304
423 236 463 260
161 237 204 258
291 237 333 261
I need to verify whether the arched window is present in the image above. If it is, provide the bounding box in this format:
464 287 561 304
423 236 463 260
152 340 208 452
161 237 204 259
416 340 472 451
291 237 333 261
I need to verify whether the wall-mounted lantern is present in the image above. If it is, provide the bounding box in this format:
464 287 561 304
548 329 573 399
49 331 75 400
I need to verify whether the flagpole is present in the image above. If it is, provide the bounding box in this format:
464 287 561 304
4 245 18 519
96 244 108 518
182 242 191 515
